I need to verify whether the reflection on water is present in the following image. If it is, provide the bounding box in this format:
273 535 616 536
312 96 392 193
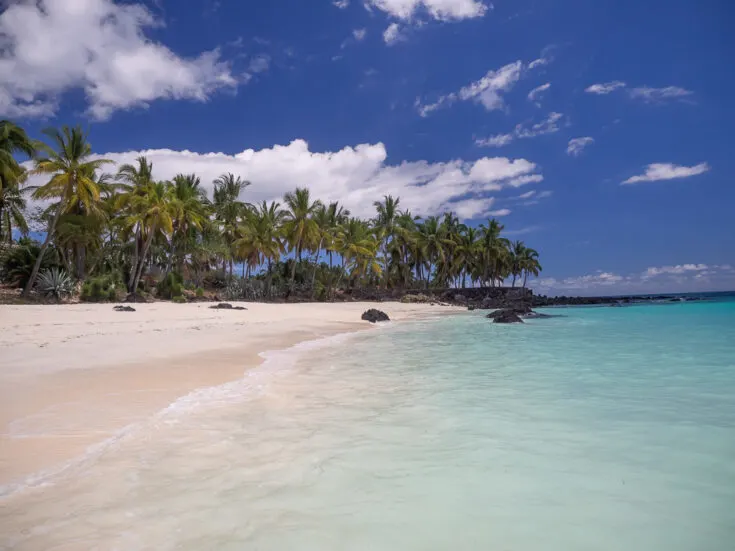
2 303 735 550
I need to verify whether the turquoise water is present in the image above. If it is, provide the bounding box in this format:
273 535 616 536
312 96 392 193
3 300 735 550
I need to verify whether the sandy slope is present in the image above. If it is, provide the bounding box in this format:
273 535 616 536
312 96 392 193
0 301 457 488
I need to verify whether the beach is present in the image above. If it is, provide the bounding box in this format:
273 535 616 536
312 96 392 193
0 301 454 491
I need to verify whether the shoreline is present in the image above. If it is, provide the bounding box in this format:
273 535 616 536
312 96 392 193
0 301 461 493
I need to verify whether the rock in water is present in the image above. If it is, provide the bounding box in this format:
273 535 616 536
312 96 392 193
361 309 390 323
210 303 247 311
113 305 136 312
487 309 524 324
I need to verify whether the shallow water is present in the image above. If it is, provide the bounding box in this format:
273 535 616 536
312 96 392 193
2 301 735 550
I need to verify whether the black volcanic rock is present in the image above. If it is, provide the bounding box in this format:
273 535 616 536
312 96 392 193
210 303 247 310
362 309 390 323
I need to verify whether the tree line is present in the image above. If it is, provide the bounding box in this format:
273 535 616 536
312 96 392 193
0 121 542 301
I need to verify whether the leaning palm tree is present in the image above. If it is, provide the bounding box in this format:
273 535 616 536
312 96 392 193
520 245 542 288
282 187 322 291
22 126 112 297
165 174 210 274
122 180 174 294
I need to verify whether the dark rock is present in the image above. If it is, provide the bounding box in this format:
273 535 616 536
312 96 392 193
124 293 151 303
113 305 136 312
490 309 524 324
361 309 390 323
467 305 476 311
210 303 247 311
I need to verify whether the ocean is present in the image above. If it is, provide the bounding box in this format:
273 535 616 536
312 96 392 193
2 297 735 550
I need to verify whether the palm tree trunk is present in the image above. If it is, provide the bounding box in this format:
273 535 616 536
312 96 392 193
266 257 273 299
523 271 528 288
511 273 516 287
128 227 140 292
132 227 156 295
22 203 65 297
310 238 323 297
289 241 300 291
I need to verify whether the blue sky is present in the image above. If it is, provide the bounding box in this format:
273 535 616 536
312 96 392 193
2 0 734 294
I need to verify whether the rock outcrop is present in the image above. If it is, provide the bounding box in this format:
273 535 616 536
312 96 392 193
209 303 247 310
361 309 390 323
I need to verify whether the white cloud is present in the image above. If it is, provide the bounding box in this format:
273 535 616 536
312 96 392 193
383 23 407 45
585 81 626 95
367 0 488 21
333 0 350 8
248 55 271 74
622 162 710 185
475 133 515 148
566 137 594 157
527 82 550 104
642 264 709 279
24 140 543 221
488 208 511 217
476 112 564 147
628 86 693 103
353 28 367 41
0 0 237 120
417 61 523 116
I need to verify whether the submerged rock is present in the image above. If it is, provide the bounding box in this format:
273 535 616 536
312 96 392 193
490 309 524 324
113 305 136 312
362 309 390 323
210 303 247 311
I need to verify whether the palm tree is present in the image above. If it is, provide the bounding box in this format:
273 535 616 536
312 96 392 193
22 126 112 297
334 217 379 288
213 172 250 277
123 180 174 294
0 120 36 189
166 174 210 274
478 218 510 287
416 216 448 288
235 201 285 295
373 195 400 287
520 245 542 288
282 187 322 292
0 168 29 243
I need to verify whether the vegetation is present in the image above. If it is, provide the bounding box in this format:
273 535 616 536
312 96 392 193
0 121 542 301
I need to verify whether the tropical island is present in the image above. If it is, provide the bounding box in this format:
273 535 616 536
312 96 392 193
1 121 542 305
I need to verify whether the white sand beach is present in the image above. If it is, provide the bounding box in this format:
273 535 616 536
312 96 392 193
0 301 456 490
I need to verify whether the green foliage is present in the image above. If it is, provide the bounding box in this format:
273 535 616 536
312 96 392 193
81 273 122 302
36 268 73 300
195 287 204 297
158 272 184 299
172 295 187 303
1 240 58 288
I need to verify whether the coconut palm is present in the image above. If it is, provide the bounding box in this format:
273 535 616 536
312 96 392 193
0 169 29 243
22 126 112 297
235 201 285 294
373 195 400 287
166 174 210 274
213 172 250 277
282 187 322 291
0 120 36 192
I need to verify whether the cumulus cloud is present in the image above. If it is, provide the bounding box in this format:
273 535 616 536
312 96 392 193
353 28 367 41
0 0 237 120
628 86 693 103
24 140 544 221
622 162 710 185
476 112 564 147
527 82 550 104
585 81 627 95
366 0 488 21
566 137 594 157
417 61 523 116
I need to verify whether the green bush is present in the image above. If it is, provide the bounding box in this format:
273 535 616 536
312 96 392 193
172 295 186 304
0 239 58 288
37 268 73 301
81 273 122 302
158 272 184 299
195 287 204 297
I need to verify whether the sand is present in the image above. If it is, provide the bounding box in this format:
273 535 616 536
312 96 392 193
0 301 456 491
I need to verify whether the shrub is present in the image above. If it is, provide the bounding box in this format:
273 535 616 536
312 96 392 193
36 268 73 301
158 272 184 299
81 273 122 302
172 295 186 303
195 287 204 298
0 240 58 288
